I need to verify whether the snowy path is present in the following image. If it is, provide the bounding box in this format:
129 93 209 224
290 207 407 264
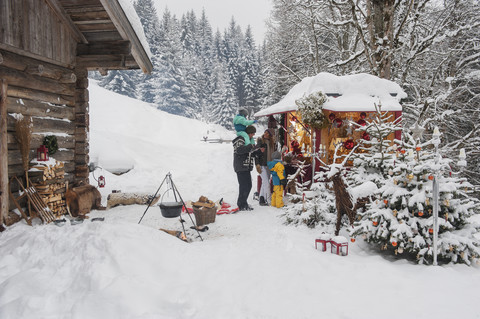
1 83 478 319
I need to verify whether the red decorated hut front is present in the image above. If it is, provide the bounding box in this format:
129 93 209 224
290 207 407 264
255 73 406 174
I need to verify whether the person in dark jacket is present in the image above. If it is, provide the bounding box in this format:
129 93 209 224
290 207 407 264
233 125 264 211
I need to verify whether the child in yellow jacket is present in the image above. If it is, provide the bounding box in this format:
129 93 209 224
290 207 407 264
267 151 286 208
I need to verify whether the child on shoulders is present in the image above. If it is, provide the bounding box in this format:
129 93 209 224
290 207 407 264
233 108 257 145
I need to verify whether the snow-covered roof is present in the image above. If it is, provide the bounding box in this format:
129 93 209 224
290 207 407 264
118 0 152 60
255 73 407 117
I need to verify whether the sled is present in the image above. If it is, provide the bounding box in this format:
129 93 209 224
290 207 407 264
216 202 239 215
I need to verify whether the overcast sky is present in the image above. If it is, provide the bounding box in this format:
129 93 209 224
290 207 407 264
152 0 272 44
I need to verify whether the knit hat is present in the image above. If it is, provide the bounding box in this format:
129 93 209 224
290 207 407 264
265 128 274 137
238 108 248 117
272 151 281 160
245 125 256 134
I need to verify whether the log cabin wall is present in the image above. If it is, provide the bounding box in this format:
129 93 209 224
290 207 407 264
0 0 152 224
74 68 89 185
0 0 77 67
0 0 81 216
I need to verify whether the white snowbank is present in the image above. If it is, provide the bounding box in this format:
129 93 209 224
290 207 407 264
1 82 478 319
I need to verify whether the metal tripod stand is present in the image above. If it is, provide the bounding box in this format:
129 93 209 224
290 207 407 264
138 172 203 241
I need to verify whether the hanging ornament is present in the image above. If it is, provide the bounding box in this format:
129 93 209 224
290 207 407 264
398 247 404 254
415 146 421 151
357 119 367 126
372 220 379 226
388 169 394 176
428 209 432 215
461 251 465 259
393 210 398 217
393 179 398 185
444 199 450 207
426 198 430 205
395 249 398 255
362 234 367 240
428 175 434 180
400 149 406 154
334 118 343 128
362 131 371 141
391 241 398 247
383 199 388 205
344 139 355 150
407 174 414 181
445 213 449 221
449 246 454 252
418 211 424 217
350 238 356 243
429 228 434 234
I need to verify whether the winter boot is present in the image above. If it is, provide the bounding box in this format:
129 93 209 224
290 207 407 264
253 192 259 200
259 196 268 206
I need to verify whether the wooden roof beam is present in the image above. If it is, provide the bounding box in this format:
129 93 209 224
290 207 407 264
77 41 132 56
99 0 152 73
76 55 138 70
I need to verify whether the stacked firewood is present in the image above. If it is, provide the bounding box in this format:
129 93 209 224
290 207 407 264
29 161 67 217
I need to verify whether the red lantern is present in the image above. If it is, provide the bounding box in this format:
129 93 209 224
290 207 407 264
360 112 367 119
329 113 336 121
391 241 398 247
344 139 355 150
334 118 343 128
357 119 367 126
37 145 49 161
362 131 371 141
98 175 106 188
415 146 421 151
429 228 434 234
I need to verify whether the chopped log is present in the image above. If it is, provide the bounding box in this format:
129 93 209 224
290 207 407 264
107 192 160 208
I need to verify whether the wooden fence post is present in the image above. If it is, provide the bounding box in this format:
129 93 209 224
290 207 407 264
0 79 8 226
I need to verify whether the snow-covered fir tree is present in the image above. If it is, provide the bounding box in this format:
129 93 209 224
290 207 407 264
350 119 480 265
98 70 138 99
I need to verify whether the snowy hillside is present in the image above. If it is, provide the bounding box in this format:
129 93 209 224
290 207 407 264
0 83 479 319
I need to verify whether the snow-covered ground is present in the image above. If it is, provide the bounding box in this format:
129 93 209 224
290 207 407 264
1 83 479 319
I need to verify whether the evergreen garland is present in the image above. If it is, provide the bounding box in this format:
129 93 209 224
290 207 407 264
43 135 58 155
295 91 328 129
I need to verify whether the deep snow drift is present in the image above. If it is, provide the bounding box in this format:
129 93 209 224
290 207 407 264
0 83 479 319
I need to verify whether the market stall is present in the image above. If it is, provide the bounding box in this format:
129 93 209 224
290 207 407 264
255 73 406 170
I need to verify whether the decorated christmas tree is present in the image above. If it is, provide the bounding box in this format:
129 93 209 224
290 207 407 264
350 120 480 265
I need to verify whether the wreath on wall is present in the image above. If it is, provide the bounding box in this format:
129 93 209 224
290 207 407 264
295 91 328 129
43 135 58 155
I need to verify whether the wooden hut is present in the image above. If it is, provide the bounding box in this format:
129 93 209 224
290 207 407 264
0 0 153 225
255 73 406 172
